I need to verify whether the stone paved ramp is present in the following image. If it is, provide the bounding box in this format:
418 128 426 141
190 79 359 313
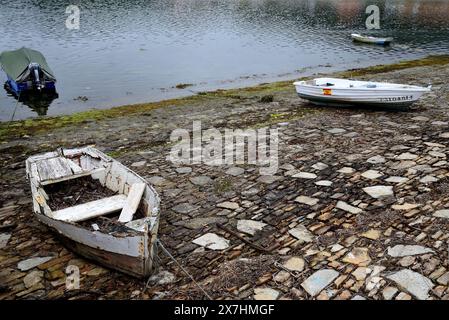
1 63 449 300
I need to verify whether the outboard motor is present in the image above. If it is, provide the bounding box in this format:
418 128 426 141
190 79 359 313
28 62 44 91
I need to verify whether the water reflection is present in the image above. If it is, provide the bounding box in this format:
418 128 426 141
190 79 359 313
0 0 448 120
4 87 59 117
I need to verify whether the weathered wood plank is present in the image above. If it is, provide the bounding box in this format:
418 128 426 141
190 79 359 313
64 158 83 174
36 157 73 181
40 168 106 186
52 194 127 222
118 183 146 223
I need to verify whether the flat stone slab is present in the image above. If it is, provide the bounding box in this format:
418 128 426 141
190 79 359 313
391 203 420 211
148 176 167 186
217 201 240 210
257 175 282 184
385 176 409 184
131 160 147 167
315 180 332 187
419 175 438 183
338 167 355 174
283 257 305 272
190 175 213 186
294 195 319 206
174 217 227 230
172 203 197 214
312 162 328 170
289 225 314 243
390 161 416 170
175 167 192 174
301 269 339 297
367 155 386 164
387 269 434 300
387 245 434 257
433 209 449 218
292 172 317 179
396 152 418 160
147 270 176 285
253 287 280 300
0 233 11 249
225 167 245 176
361 170 383 180
192 233 230 250
18 256 54 271
362 185 394 198
237 219 267 236
336 201 362 214
439 132 449 138
342 247 371 266
327 128 346 134
23 270 44 288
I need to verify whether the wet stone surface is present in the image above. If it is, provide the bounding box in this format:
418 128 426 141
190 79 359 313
1 63 449 299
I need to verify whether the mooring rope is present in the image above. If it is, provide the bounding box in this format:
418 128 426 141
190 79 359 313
9 90 21 123
150 239 212 300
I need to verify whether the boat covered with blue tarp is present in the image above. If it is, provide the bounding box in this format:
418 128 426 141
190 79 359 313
0 47 57 95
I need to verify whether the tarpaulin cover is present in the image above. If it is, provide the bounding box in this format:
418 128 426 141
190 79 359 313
0 47 56 82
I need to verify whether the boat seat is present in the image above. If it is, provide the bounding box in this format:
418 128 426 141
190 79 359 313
51 194 127 223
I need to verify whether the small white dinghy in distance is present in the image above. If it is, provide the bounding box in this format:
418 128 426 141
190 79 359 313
351 33 393 45
26 147 161 278
293 78 431 109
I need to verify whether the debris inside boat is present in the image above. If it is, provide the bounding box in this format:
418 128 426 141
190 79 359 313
25 147 161 278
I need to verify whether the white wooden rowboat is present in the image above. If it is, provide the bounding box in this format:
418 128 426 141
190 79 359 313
351 33 393 45
293 78 431 109
26 147 161 278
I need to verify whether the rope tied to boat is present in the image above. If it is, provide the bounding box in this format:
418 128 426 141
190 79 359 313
148 239 212 300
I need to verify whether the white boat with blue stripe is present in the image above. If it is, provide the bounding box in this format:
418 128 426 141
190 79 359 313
293 78 431 109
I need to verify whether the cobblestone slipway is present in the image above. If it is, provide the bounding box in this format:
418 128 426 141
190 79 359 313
1 63 449 300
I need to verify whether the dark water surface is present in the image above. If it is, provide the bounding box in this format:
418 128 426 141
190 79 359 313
1 0 449 121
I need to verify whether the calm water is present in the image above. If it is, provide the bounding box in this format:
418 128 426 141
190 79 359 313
1 0 449 121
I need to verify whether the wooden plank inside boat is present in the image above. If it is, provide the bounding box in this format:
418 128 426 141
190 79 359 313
36 157 73 181
52 194 127 222
118 183 146 223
